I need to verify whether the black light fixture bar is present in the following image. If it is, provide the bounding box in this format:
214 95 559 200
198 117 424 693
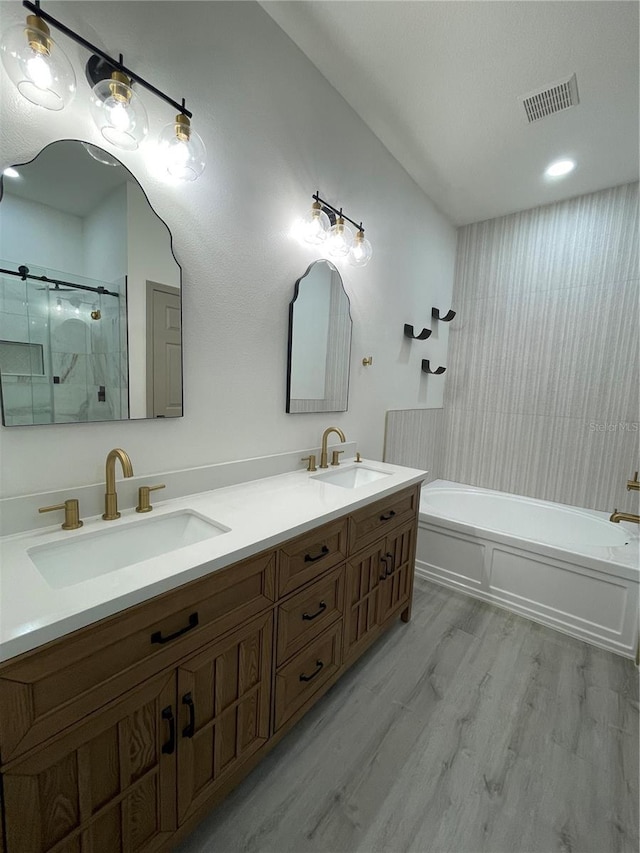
22 0 192 118
313 192 364 232
0 265 120 298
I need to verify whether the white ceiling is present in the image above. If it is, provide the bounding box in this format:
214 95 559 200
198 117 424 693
262 1 639 225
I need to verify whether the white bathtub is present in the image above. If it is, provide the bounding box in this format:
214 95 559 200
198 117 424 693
417 480 640 659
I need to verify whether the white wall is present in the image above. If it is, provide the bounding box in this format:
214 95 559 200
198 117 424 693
0 1 456 497
0 194 84 275
83 184 127 285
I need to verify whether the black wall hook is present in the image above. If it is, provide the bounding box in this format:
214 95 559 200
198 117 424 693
432 307 456 322
421 360 446 375
403 324 432 340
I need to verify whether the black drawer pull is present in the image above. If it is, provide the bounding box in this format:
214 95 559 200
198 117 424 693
151 612 199 645
161 706 175 755
379 555 389 580
386 552 395 577
304 545 330 563
299 659 324 682
182 692 195 739
379 510 396 522
302 601 327 621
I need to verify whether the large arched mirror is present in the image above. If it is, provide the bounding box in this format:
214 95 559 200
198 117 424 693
0 140 182 426
286 259 352 413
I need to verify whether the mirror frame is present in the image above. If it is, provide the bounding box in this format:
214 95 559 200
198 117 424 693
286 259 352 414
0 139 184 426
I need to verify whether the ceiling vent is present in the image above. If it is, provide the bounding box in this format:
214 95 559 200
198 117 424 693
521 74 579 123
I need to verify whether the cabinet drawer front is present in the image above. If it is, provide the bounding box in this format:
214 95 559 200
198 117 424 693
274 622 343 731
276 567 345 666
278 518 348 597
0 551 276 764
348 486 418 555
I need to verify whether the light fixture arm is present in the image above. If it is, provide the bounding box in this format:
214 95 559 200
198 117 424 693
22 0 193 118
312 192 365 234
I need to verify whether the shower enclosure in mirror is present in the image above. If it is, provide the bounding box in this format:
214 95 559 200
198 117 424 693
286 259 352 413
0 140 182 426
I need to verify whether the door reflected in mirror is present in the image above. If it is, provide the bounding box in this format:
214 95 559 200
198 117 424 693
286 259 352 413
0 140 182 426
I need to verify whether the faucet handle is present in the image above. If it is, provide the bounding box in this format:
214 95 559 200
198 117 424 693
136 484 166 513
331 450 344 467
627 471 640 491
355 452 362 463
301 455 317 472
39 498 83 530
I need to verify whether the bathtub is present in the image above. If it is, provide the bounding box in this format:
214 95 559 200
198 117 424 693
417 480 640 659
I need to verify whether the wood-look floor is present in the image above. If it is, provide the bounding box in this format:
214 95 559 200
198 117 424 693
175 578 639 853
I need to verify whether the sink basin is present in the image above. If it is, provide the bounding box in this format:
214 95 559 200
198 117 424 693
312 464 391 489
28 510 230 589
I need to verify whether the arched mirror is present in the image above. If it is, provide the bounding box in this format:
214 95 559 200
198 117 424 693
0 140 182 426
286 259 352 413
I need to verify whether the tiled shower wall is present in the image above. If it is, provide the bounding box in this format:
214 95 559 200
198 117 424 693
386 182 639 512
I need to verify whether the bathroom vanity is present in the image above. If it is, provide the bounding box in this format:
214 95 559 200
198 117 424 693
0 462 423 852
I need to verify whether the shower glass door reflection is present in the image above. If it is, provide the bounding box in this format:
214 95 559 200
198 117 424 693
0 262 128 425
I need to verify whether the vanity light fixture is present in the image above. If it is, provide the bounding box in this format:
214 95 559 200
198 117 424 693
0 1 206 180
302 193 373 267
2 167 20 178
0 12 76 110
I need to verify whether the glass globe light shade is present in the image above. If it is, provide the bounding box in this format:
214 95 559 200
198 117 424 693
0 16 76 111
82 142 120 167
301 201 330 245
158 114 206 182
349 229 373 267
326 216 354 258
89 72 148 151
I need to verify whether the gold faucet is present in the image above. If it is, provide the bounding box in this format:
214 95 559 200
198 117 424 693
610 509 640 524
627 471 640 491
103 448 134 520
319 426 346 469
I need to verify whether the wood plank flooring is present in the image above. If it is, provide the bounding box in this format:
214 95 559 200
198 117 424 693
175 578 639 853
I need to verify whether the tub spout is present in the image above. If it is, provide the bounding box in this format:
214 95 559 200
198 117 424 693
609 508 640 524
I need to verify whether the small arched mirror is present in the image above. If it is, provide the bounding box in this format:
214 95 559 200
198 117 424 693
286 259 352 413
0 140 182 426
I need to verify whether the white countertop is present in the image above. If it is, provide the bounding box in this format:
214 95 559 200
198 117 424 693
0 458 426 663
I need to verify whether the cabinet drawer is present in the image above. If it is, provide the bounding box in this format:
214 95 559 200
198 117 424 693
278 518 348 597
0 550 276 764
348 486 419 555
276 567 345 666
274 621 343 731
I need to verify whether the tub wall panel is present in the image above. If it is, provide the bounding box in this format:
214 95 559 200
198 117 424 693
443 181 639 513
384 409 444 483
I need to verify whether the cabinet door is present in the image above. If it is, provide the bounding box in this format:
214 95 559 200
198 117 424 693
176 612 273 826
378 521 415 625
2 672 176 853
344 540 386 663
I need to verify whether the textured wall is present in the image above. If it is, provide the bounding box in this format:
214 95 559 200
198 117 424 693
0 1 455 498
384 408 444 484
443 182 639 512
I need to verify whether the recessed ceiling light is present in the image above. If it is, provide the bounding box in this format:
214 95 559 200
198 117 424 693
2 167 20 178
545 159 576 178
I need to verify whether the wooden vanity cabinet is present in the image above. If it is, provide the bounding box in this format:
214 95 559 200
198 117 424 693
0 484 420 853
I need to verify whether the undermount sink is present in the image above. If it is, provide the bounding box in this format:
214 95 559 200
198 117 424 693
28 510 230 589
312 464 391 489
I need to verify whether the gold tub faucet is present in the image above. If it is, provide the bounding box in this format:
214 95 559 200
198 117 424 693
319 426 346 469
627 471 640 491
103 448 134 520
609 509 640 524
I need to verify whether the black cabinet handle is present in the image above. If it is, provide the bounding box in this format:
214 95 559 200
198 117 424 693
302 601 327 621
379 510 396 522
386 551 395 577
161 706 175 755
182 692 195 739
304 545 329 563
299 660 324 682
379 555 389 581
151 612 199 645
